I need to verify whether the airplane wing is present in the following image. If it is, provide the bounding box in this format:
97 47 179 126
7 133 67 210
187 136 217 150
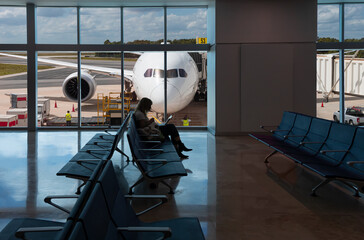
0 52 134 81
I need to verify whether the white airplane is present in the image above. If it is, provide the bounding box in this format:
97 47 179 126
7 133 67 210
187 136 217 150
0 51 200 113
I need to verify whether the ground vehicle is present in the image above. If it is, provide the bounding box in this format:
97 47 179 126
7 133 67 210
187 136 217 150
333 107 364 125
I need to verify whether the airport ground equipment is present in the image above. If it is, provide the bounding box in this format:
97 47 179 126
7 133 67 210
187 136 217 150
250 111 364 196
57 112 132 194
0 114 17 127
96 92 132 125
127 114 187 194
333 107 364 125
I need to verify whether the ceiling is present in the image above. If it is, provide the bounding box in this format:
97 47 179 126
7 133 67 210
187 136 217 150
0 0 212 7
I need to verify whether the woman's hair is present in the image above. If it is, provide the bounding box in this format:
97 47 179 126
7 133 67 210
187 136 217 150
135 97 153 114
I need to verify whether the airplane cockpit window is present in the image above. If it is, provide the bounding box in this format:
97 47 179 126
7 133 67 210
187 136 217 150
144 68 153 77
167 69 178 78
179 69 188 78
153 69 164 78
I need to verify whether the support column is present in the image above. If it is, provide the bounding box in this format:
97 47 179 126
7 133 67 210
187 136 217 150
27 3 37 131
339 3 345 123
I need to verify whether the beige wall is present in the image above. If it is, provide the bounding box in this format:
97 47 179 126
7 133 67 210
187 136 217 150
210 0 317 135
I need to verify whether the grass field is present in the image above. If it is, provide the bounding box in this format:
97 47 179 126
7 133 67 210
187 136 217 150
0 63 53 76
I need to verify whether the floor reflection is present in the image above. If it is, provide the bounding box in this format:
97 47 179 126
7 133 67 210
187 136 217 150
2 132 364 239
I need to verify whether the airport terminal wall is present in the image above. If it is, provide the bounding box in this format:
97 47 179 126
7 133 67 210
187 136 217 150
212 0 317 135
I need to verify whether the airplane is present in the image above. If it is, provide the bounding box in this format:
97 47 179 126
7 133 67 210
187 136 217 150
0 51 200 114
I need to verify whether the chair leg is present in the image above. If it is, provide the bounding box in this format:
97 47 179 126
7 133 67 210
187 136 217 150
337 180 361 197
76 181 86 195
264 150 278 163
311 178 332 196
129 176 145 195
160 180 174 194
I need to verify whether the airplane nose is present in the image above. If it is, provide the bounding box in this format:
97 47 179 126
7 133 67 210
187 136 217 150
150 83 182 113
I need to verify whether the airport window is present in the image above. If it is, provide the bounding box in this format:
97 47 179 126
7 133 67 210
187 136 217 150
317 2 364 123
144 68 153 77
179 69 188 77
167 69 178 78
0 51 28 128
0 5 209 129
0 7 26 44
123 7 164 44
317 4 339 42
37 7 77 44
81 51 122 127
344 4 364 42
167 7 207 44
37 51 78 128
80 8 121 44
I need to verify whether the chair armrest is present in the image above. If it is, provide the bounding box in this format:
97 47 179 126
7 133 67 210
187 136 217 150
260 125 278 133
139 149 164 152
347 161 364 166
124 194 168 216
284 135 306 138
16 226 64 239
300 141 324 145
320 149 348 154
137 159 167 164
271 129 289 133
44 195 78 214
90 141 113 144
117 227 171 239
80 149 110 153
76 159 103 163
140 140 162 143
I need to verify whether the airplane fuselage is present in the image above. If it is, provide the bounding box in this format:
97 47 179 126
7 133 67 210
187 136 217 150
132 51 199 113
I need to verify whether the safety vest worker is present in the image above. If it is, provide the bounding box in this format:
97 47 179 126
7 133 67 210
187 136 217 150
65 111 72 126
182 119 189 126
65 113 72 121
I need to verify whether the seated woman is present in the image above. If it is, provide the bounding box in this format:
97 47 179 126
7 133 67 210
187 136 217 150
134 97 192 159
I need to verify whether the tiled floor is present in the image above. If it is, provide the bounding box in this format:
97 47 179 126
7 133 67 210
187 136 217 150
1 131 364 239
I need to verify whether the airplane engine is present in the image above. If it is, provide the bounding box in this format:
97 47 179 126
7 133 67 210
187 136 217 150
62 71 97 102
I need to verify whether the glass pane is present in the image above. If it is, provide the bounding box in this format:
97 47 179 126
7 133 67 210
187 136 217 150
123 8 164 44
345 4 364 42
80 51 122 127
0 51 28 128
37 51 78 127
317 4 340 42
317 49 364 125
167 8 207 44
127 51 165 122
0 7 26 44
343 49 364 125
166 51 207 126
80 8 121 44
37 7 77 44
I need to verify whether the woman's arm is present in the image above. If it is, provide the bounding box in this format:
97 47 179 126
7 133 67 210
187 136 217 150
137 117 154 128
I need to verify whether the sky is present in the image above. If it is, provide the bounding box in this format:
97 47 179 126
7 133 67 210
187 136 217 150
0 7 207 44
318 4 364 40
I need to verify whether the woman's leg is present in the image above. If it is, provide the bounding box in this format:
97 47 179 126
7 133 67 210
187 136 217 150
159 124 191 158
160 124 192 150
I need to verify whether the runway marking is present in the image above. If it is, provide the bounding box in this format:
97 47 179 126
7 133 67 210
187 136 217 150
0 66 67 79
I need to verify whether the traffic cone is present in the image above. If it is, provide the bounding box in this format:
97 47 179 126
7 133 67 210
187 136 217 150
72 104 75 112
54 101 57 108
321 101 324 107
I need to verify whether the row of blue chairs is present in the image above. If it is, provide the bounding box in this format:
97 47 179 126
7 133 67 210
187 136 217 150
57 112 132 193
250 111 364 196
127 114 188 194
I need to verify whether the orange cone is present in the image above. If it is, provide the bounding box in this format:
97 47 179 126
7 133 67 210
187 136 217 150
321 101 324 107
72 104 75 112
54 101 57 108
